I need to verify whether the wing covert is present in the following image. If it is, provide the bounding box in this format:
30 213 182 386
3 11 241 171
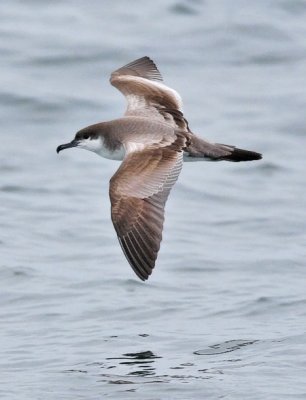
110 57 189 131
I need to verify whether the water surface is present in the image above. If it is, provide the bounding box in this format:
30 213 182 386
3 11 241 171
1 1 306 399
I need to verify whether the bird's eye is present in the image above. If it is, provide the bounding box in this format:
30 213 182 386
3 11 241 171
83 133 89 140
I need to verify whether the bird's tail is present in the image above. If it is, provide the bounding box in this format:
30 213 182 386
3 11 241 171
185 135 262 162
218 145 262 162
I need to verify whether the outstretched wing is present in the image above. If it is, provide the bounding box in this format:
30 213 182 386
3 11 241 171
109 133 186 281
110 56 189 131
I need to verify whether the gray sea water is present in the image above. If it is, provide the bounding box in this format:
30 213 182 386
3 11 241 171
1 1 306 399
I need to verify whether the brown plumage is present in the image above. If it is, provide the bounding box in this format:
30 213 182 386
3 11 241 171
57 56 262 281
110 133 186 280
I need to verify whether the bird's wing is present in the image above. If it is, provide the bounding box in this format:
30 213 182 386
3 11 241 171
110 56 189 131
109 132 186 280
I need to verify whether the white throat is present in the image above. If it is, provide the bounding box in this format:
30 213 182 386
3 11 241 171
77 137 125 161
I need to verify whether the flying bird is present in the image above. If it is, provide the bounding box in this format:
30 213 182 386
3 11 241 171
57 56 262 281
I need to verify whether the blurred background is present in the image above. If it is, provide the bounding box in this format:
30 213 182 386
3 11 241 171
1 1 306 399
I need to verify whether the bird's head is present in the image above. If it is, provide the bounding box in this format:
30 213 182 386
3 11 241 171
57 125 104 154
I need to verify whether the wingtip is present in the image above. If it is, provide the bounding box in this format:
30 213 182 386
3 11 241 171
111 56 163 82
131 265 151 282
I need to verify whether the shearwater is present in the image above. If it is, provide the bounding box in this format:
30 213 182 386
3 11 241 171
57 56 262 281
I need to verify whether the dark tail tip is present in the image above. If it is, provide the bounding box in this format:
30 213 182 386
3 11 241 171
224 147 262 162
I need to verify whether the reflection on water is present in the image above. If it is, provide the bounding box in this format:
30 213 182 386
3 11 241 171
63 338 264 386
107 350 160 377
56 334 306 398
194 339 258 355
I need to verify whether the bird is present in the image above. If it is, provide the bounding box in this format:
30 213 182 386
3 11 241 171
57 56 262 281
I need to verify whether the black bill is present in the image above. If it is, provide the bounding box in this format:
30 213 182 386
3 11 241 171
56 140 78 153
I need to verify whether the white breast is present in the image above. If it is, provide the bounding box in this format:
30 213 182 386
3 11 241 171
78 137 125 161
96 143 125 160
